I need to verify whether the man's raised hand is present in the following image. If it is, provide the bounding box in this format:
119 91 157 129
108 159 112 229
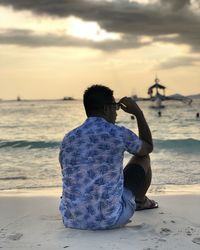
119 97 142 116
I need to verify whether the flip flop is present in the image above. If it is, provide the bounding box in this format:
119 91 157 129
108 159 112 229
136 196 159 211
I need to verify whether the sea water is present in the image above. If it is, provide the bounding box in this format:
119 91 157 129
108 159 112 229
0 99 199 192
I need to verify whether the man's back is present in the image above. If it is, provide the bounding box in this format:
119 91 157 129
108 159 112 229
59 116 141 230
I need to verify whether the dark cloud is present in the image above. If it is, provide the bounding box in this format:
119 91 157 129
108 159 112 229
0 28 151 51
0 0 200 55
159 0 190 11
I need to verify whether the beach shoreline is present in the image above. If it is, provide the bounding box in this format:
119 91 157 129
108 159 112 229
0 188 200 249
1 184 200 197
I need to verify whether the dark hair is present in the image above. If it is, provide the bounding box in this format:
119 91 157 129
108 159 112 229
83 84 114 116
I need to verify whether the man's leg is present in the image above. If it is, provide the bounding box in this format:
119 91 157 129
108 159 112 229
123 155 158 210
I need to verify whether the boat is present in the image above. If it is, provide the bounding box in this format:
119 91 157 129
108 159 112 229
132 76 192 109
147 77 167 109
63 96 75 101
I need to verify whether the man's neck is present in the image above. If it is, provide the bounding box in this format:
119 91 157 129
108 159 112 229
88 114 110 123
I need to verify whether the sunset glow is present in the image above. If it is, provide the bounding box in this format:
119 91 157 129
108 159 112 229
0 1 199 99
66 17 121 42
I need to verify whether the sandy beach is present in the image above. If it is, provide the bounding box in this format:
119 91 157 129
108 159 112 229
0 189 200 250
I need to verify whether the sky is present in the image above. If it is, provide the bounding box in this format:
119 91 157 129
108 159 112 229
0 0 200 100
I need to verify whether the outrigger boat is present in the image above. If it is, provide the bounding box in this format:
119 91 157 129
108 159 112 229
132 77 192 109
147 77 166 109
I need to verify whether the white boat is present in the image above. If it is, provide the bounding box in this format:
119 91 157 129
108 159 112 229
132 77 192 109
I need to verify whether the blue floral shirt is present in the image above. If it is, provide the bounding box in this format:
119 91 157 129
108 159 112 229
59 117 142 230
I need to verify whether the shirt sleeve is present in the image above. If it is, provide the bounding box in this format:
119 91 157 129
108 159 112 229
121 126 142 154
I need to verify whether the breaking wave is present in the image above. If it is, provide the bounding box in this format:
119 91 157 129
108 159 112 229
154 138 200 153
0 138 199 153
0 140 60 149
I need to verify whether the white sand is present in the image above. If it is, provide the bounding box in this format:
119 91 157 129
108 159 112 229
0 191 200 250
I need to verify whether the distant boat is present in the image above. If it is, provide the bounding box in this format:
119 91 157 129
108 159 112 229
147 77 166 109
132 76 192 109
63 96 75 101
17 96 21 101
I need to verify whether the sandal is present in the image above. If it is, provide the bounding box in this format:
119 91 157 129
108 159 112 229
136 196 158 211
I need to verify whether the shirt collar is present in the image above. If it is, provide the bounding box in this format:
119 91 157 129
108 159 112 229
86 116 107 123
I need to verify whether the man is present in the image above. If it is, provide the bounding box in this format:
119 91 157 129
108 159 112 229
59 84 158 230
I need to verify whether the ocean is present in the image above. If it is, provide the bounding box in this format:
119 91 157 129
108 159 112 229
0 98 199 193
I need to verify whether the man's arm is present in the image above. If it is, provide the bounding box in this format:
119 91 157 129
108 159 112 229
119 97 153 156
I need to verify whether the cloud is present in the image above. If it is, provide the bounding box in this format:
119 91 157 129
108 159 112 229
159 0 190 11
159 56 200 69
0 0 200 53
0 28 151 51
